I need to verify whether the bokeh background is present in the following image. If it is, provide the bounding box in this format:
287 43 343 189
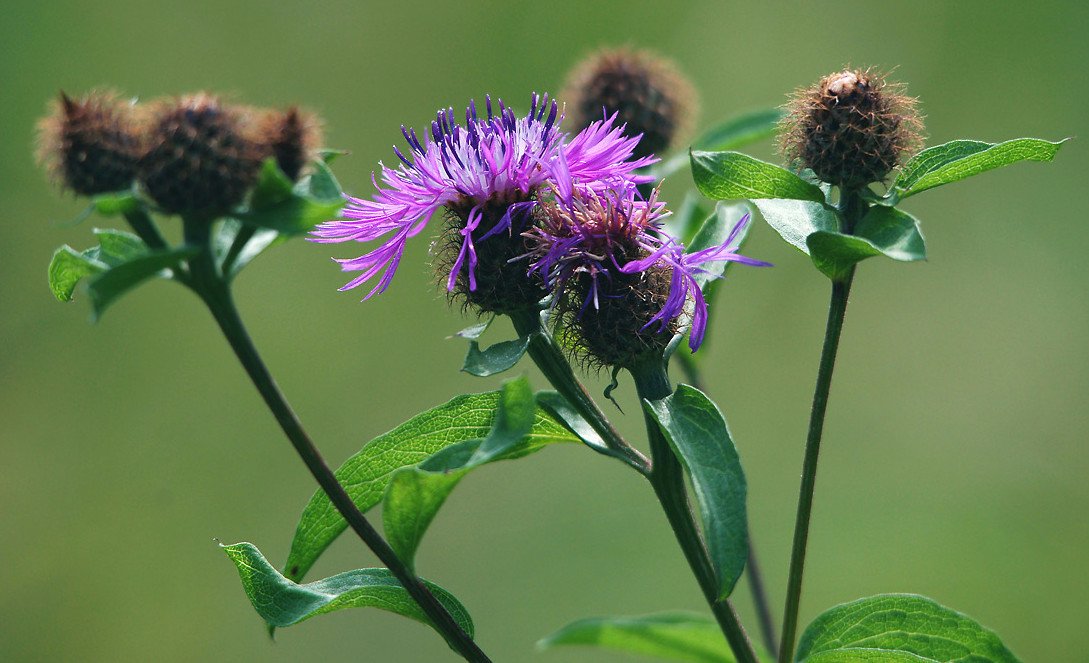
2 1 1086 661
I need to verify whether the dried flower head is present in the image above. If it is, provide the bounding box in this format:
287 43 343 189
138 93 266 216
311 94 654 303
255 107 323 181
562 48 697 161
780 68 923 188
525 164 768 368
36 91 142 196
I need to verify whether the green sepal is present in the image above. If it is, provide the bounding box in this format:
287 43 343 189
382 378 540 568
891 137 1065 201
538 612 737 662
652 108 784 180
796 594 1021 663
643 385 748 599
282 389 580 583
691 151 825 203
221 542 474 642
462 335 532 377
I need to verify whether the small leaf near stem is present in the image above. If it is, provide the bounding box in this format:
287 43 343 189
778 189 863 663
629 356 759 663
181 218 490 662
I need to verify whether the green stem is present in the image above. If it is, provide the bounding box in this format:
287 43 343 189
631 357 760 663
777 190 863 663
183 220 490 663
510 310 650 474
123 208 170 251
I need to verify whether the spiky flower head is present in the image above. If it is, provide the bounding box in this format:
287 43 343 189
562 48 697 161
256 107 323 181
780 68 923 188
36 91 142 196
311 94 654 306
525 164 768 368
138 93 266 216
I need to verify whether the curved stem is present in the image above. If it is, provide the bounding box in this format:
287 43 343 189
631 358 760 663
509 310 650 474
184 221 490 663
777 190 863 663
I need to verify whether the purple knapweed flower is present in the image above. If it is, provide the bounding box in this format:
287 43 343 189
310 94 654 299
526 165 769 355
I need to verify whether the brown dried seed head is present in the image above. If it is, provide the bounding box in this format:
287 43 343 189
36 90 142 196
255 107 323 181
562 48 698 160
780 68 924 188
138 93 267 216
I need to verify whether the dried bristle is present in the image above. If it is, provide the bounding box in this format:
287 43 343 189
36 90 142 196
556 247 678 371
780 68 923 187
255 107 323 181
562 48 698 160
437 198 549 317
138 93 267 215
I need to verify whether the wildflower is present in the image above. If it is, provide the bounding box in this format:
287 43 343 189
781 68 923 187
310 94 654 302
562 48 697 160
525 165 769 368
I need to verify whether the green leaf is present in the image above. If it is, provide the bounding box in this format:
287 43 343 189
893 138 1065 200
92 228 146 263
453 317 495 341
283 390 579 583
215 220 283 279
250 158 295 209
383 378 538 568
48 246 107 302
752 199 840 253
239 196 343 235
687 202 754 289
806 206 925 281
299 159 343 202
221 542 474 641
86 247 198 319
796 594 1021 663
240 159 343 235
91 191 139 216
534 391 611 457
644 385 747 599
462 335 532 377
538 612 735 663
652 108 784 180
691 151 825 203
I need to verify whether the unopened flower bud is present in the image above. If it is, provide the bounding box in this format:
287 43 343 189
256 107 323 181
36 91 141 196
781 68 923 188
562 48 697 160
138 93 265 215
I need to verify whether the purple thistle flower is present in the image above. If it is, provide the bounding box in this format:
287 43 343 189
526 166 770 354
310 94 654 299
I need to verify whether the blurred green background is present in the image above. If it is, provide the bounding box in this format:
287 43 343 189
2 1 1086 661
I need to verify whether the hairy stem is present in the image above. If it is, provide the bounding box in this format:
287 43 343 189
777 190 863 663
184 221 490 663
631 357 760 663
510 310 650 474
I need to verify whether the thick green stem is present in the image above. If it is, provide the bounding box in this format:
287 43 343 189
509 310 650 474
631 357 760 663
184 221 490 663
777 190 863 663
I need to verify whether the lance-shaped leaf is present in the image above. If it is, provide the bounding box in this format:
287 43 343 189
221 542 474 641
652 107 785 179
795 594 1021 663
239 159 344 235
538 612 735 663
892 138 1064 200
752 199 840 253
644 385 748 599
462 335 532 377
806 206 925 281
692 151 825 203
86 247 197 319
383 378 538 568
283 389 579 583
